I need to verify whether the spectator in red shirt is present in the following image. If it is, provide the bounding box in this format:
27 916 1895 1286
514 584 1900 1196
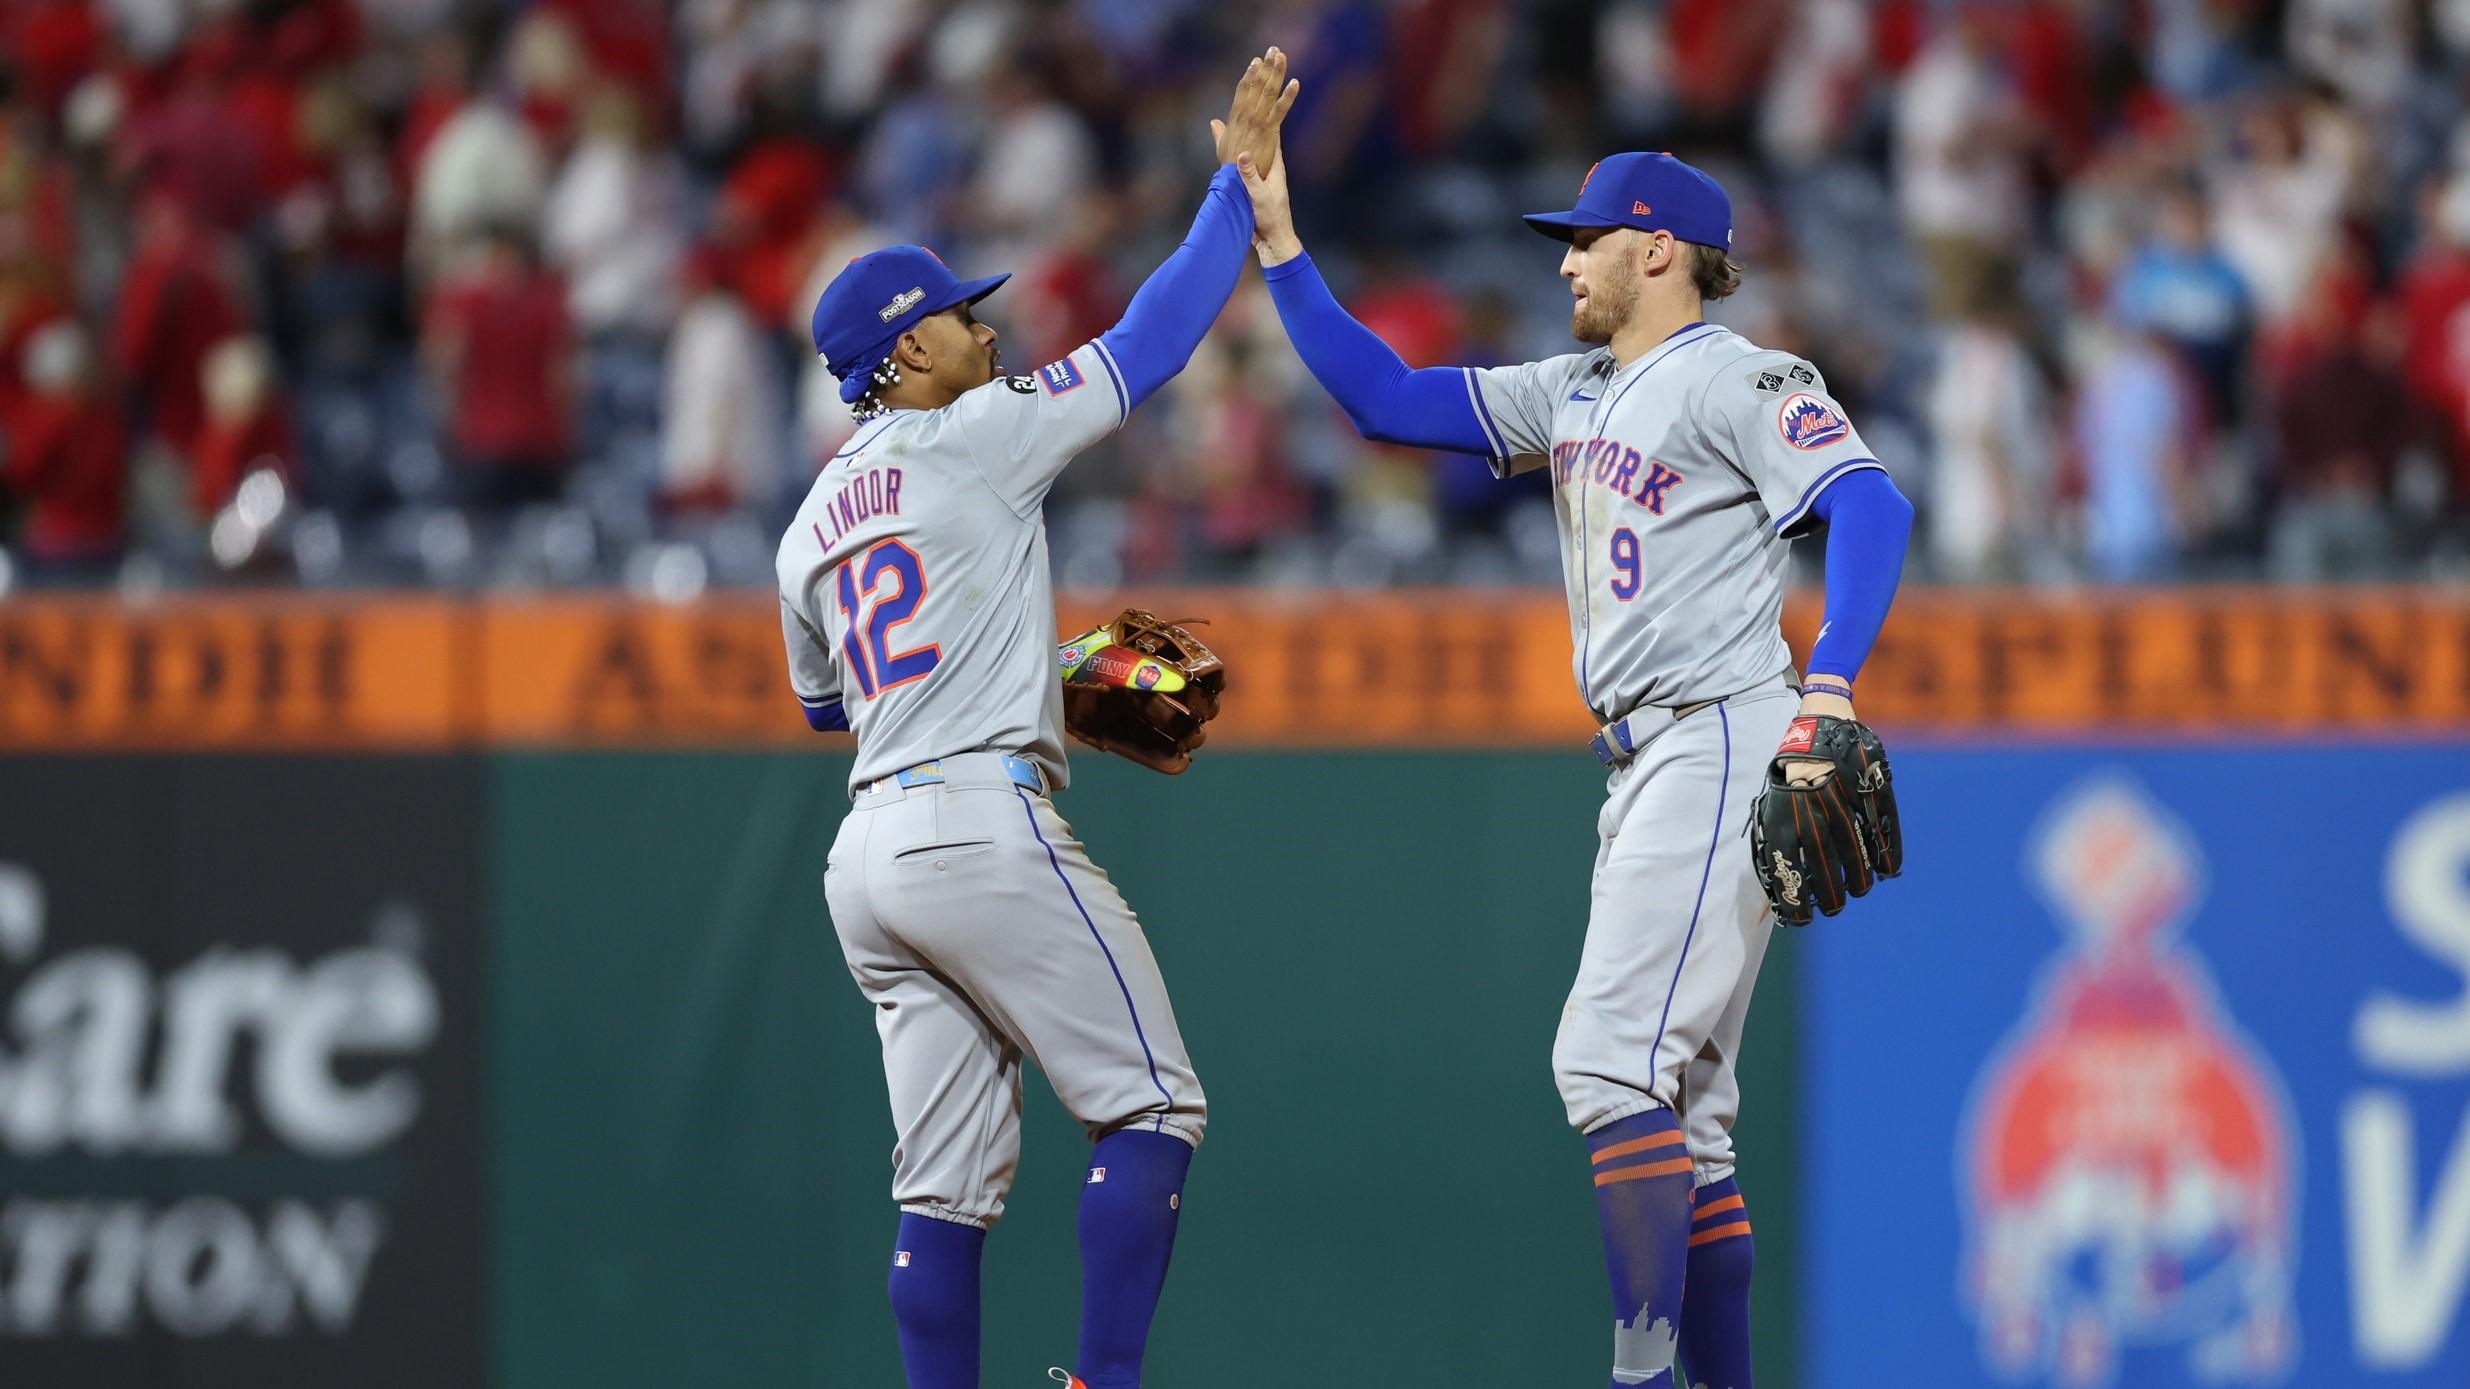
712 137 837 328
110 192 245 459
422 225 574 510
191 337 295 518
121 32 265 236
7 0 102 115
0 112 81 294
3 320 126 579
0 265 73 429
2269 296 2411 580
397 28 474 189
2397 184 2470 504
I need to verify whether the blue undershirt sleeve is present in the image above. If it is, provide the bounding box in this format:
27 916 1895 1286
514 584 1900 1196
1260 252 1497 454
1802 469 1913 683
1094 164 1256 410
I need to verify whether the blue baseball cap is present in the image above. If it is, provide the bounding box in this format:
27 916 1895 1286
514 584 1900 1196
810 245 1009 404
1523 152 1733 250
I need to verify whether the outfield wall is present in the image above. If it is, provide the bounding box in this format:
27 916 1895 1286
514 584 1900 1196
0 590 2463 1387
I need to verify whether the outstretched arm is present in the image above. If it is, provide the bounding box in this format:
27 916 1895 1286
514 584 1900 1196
1240 149 1500 455
1257 252 1502 454
1092 49 1298 411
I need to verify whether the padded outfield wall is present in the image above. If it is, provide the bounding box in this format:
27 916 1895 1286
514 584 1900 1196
0 590 2463 1387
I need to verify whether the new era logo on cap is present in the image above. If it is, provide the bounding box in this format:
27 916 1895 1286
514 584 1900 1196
878 287 925 322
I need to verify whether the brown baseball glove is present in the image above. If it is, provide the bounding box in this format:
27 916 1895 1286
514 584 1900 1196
1057 609 1228 774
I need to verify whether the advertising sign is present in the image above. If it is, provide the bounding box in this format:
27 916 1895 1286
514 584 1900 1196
0 757 484 1387
1804 746 2470 1387
2 590 2465 750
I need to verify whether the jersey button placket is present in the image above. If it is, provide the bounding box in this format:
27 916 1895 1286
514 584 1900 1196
1574 357 1630 704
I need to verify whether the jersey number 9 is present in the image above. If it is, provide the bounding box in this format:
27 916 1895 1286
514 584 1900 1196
834 539 942 698
1610 527 1642 601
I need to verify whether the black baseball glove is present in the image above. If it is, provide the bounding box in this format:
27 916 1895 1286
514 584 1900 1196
1748 714 1903 925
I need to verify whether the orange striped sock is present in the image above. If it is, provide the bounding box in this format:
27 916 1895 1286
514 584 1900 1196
1679 1175 1755 1388
1585 1111 1692 1388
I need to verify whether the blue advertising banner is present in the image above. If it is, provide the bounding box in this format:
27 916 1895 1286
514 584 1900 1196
1802 745 2470 1389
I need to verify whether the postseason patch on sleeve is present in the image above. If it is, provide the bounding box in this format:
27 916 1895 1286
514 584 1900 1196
1038 358 1086 396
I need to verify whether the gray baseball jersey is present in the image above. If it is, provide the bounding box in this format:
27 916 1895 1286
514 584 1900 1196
1463 322 1882 723
1460 323 1880 1214
781 341 1208 1231
777 340 1129 795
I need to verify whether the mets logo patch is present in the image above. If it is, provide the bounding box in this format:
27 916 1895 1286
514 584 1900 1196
1777 392 1850 450
1040 358 1085 396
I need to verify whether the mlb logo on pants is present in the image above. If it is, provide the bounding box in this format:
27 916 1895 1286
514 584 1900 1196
893 1250 912 1268
1088 1167 1107 1184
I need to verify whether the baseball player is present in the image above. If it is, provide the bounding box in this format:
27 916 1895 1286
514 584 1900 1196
780 52 1296 1389
1234 147 1913 1388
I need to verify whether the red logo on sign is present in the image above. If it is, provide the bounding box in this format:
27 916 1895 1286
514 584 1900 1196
1961 778 2297 1386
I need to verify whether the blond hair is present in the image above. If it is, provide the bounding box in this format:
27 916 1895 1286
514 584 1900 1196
1689 242 1743 302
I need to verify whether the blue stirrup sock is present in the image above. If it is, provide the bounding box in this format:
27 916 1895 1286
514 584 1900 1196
1073 1127 1194 1389
887 1212 987 1389
1678 1175 1756 1389
1588 1108 1696 1388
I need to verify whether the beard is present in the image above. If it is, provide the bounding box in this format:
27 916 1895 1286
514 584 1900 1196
1571 270 1639 344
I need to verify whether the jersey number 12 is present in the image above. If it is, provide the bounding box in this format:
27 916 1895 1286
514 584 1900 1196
834 539 942 698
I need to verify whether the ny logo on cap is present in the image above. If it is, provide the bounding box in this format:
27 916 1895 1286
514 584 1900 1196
879 287 925 322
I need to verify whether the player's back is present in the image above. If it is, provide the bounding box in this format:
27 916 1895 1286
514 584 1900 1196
777 400 1065 794
778 341 1132 791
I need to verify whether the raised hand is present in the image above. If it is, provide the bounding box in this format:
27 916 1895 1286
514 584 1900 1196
1237 132 1302 267
1210 47 1298 177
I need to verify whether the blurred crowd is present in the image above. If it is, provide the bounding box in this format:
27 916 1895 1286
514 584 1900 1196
1 0 2468 594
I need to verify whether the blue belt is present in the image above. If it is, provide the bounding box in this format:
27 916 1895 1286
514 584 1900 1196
1589 698 1722 767
864 754 1047 796
1590 671 1800 767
